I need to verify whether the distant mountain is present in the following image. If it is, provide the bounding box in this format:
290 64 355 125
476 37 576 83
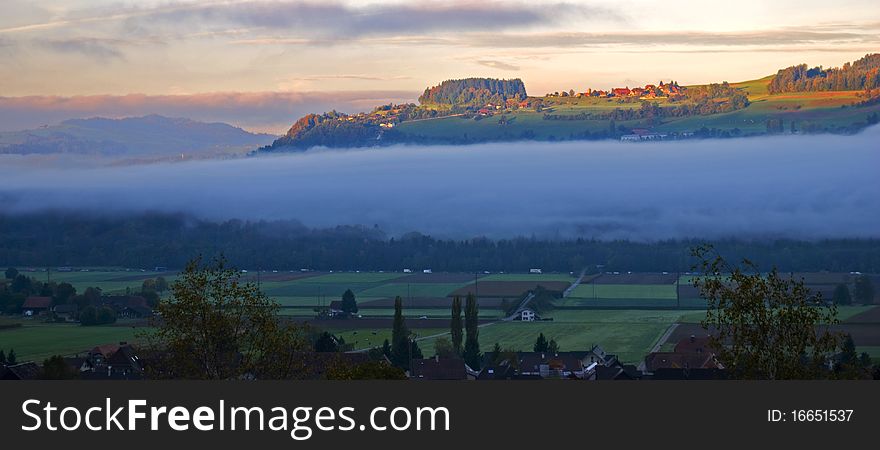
0 115 276 159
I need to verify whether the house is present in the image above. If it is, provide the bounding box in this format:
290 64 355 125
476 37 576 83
620 134 641 141
520 309 537 322
423 269 432 274
102 295 152 318
643 335 723 374
529 268 543 274
328 300 345 317
1 362 41 380
52 304 78 322
80 342 144 380
410 356 469 380
611 87 631 97
22 296 52 316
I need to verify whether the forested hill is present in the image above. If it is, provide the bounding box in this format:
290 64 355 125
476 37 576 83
769 53 880 93
418 78 527 105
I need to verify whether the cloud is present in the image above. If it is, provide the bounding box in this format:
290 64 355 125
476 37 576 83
0 90 418 134
476 60 520 71
459 29 880 49
40 38 126 60
1 128 878 241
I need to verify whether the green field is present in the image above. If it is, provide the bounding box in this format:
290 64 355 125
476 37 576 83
568 284 678 300
357 283 466 298
0 320 145 362
481 273 576 282
395 74 880 142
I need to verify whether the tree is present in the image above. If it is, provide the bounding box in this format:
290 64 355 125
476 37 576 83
314 332 341 352
834 334 870 379
141 256 309 380
341 289 358 315
142 278 157 292
42 355 78 379
326 361 407 380
491 342 502 358
692 245 840 379
155 276 169 292
54 282 76 305
79 306 98 326
854 275 875 304
4 267 18 280
390 296 410 369
0 349 5 364
434 337 455 358
548 339 559 354
381 339 391 359
832 283 852 305
463 293 481 369
534 333 549 352
450 296 463 355
7 348 16 365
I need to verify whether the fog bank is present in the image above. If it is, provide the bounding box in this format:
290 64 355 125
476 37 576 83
1 129 878 241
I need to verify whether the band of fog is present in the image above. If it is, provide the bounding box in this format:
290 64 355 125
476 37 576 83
1 129 878 241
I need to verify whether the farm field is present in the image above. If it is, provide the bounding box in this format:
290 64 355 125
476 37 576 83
568 284 678 300
0 319 145 362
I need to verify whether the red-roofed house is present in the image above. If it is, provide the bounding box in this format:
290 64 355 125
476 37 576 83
22 296 52 316
611 87 631 97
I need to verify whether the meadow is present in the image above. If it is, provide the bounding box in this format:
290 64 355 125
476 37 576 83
2 268 876 365
395 75 880 141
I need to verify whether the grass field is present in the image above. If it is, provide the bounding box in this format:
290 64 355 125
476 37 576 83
357 283 466 298
0 320 145 362
395 73 880 142
568 284 678 300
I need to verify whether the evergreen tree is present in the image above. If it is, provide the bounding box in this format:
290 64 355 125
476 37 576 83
548 339 559 354
450 296 463 355
463 293 481 369
390 296 411 369
0 349 5 364
381 339 391 359
7 348 16 365
534 333 549 352
341 289 358 315
5 267 18 280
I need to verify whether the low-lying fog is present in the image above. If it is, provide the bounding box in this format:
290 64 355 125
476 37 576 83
1 128 878 241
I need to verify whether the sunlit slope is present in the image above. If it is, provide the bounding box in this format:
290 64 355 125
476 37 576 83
396 74 879 140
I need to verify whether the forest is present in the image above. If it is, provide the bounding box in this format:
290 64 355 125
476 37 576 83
768 53 880 94
418 78 527 105
1 212 878 273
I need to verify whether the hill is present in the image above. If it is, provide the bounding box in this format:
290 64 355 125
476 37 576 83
260 55 880 152
0 115 276 160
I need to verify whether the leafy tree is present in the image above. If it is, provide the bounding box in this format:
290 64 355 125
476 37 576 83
534 333 549 352
450 296 463 355
141 256 309 379
79 306 98 325
832 283 852 305
155 276 169 292
463 293 481 369
434 337 455 358
314 332 341 352
341 289 358 315
142 278 157 292
548 339 559 354
54 282 76 305
7 348 16 365
390 296 410 369
42 355 79 379
834 334 870 379
96 307 117 325
5 267 18 280
854 275 875 304
692 245 840 379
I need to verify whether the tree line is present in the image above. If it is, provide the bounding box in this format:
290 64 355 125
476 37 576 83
768 53 880 94
1 212 879 273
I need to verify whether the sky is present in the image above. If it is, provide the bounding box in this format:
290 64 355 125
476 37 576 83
2 127 878 240
1 0 879 132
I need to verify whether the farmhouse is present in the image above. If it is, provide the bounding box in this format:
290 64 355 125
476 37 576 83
52 304 78 322
22 296 52 316
328 300 345 317
643 335 723 375
611 87 631 97
519 308 538 322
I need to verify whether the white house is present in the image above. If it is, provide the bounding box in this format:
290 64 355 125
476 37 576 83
520 309 537 322
529 268 543 274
